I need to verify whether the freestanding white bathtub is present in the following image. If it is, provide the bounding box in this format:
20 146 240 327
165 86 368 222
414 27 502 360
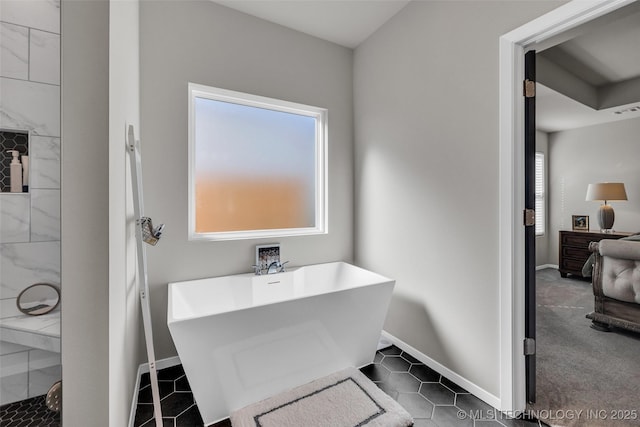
167 261 395 425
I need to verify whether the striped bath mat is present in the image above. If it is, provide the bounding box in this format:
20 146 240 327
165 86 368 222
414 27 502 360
230 367 413 427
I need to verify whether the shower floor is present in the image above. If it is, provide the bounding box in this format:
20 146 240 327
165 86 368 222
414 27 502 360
0 394 60 427
133 346 547 427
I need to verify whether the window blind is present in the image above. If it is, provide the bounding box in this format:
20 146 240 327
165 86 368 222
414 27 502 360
535 152 545 236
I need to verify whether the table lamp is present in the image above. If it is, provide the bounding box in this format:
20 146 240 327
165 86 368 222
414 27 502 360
585 182 627 232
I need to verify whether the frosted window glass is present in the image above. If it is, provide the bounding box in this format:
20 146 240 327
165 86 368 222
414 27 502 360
188 84 327 240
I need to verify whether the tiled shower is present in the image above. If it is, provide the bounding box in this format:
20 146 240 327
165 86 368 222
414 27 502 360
0 0 61 406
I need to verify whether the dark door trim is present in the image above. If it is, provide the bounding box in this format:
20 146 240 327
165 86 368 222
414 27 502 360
524 49 536 404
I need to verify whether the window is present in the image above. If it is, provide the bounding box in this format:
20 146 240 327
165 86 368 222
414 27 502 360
188 83 327 241
535 152 545 236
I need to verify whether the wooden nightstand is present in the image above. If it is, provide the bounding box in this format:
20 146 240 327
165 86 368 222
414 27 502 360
558 230 633 278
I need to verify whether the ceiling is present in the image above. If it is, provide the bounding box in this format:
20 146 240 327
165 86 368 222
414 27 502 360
543 10 640 85
536 83 640 133
211 0 640 133
211 0 410 49
536 1 640 132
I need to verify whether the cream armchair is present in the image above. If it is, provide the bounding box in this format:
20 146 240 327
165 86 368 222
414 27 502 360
587 239 640 333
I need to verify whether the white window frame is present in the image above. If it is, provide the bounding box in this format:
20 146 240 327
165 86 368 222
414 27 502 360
187 83 328 241
535 152 545 236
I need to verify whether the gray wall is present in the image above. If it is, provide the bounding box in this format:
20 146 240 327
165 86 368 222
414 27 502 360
63 1 142 425
109 0 141 424
536 130 550 266
140 0 354 359
547 117 640 265
61 0 109 424
353 0 563 397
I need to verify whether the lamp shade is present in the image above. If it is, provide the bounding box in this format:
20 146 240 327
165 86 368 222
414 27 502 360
585 183 627 202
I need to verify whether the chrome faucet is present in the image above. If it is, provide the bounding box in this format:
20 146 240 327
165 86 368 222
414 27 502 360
267 261 280 274
253 261 289 275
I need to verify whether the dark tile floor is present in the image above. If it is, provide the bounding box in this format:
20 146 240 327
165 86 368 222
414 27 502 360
0 394 60 427
134 365 205 427
134 345 547 427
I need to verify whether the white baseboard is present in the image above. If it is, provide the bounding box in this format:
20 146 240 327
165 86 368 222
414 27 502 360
128 356 182 427
139 355 182 374
380 330 501 410
536 264 558 271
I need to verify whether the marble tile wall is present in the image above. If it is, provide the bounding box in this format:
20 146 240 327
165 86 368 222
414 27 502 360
0 0 61 405
0 341 60 405
0 0 61 313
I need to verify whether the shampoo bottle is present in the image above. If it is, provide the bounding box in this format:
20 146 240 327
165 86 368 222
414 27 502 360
7 150 22 193
21 155 29 192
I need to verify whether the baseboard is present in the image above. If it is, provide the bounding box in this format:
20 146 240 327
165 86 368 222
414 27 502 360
536 264 558 271
380 330 501 410
128 355 182 427
128 364 144 427
139 355 182 374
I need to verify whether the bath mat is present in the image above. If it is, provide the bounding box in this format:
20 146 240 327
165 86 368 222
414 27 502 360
230 366 413 427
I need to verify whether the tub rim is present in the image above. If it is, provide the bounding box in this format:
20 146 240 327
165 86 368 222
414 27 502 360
167 261 393 324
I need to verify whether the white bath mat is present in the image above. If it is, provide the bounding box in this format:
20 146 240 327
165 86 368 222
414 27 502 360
230 366 413 427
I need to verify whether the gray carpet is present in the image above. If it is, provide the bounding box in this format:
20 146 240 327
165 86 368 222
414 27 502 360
531 269 640 427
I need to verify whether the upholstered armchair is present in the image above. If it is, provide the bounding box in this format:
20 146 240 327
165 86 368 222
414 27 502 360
587 239 640 333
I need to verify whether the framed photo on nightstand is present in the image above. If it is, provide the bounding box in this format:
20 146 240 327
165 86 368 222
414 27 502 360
572 215 589 231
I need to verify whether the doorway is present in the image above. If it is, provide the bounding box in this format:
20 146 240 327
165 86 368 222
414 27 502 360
498 0 639 414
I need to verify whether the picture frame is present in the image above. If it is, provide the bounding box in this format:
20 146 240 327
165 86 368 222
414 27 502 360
572 215 589 231
255 243 280 271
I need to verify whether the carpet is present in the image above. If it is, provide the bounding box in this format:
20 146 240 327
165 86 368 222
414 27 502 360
532 269 640 427
230 367 413 427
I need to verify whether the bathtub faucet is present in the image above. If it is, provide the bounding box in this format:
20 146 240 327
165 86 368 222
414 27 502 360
253 261 289 275
267 261 289 274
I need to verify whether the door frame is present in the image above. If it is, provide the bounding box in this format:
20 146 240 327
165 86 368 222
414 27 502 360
497 0 637 414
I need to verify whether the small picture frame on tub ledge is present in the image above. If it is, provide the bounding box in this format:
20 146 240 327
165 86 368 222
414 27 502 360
255 243 280 271
572 215 589 231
